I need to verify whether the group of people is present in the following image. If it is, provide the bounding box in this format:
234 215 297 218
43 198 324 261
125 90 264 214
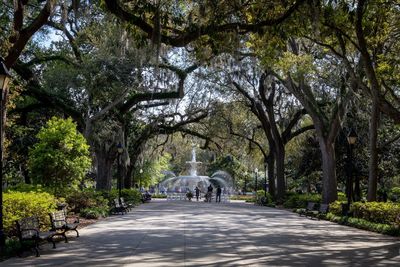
194 184 223 203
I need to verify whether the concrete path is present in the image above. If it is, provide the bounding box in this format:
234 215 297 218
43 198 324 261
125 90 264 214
3 200 400 266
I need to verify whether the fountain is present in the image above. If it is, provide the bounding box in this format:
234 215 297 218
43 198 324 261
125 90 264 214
160 144 233 196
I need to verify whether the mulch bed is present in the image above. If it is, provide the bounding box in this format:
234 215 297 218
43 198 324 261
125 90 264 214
77 217 102 229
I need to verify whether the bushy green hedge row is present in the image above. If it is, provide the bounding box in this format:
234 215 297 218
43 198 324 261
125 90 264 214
388 187 400 202
283 193 321 209
351 202 400 225
329 200 400 226
97 188 142 206
66 188 142 219
3 191 57 235
65 190 109 218
326 213 400 236
152 194 167 198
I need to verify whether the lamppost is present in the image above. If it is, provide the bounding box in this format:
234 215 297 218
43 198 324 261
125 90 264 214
139 168 143 189
254 168 258 192
244 171 248 193
346 129 358 212
117 143 123 200
0 58 11 252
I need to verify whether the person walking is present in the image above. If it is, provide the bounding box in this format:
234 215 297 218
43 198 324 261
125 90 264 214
195 186 201 201
207 184 213 202
216 185 222 203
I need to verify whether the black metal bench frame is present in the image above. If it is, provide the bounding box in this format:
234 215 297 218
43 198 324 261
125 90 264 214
298 202 316 217
120 197 133 211
49 210 80 243
141 193 152 203
16 216 56 257
112 198 128 214
309 204 330 220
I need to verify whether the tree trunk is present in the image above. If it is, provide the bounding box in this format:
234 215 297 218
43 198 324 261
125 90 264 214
367 99 379 201
275 144 286 201
319 138 338 204
124 164 133 189
95 148 114 190
266 154 275 198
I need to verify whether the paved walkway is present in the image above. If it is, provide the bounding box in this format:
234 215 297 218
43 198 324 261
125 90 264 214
3 200 400 266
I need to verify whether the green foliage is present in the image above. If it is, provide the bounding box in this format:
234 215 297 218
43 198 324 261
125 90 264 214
98 188 142 206
256 190 273 205
28 117 91 193
283 193 321 209
328 200 346 216
229 194 254 202
1 238 21 260
152 194 167 198
136 153 172 187
326 213 400 236
65 190 109 215
388 187 400 202
208 155 244 187
3 191 57 235
351 202 400 225
337 192 347 201
79 207 108 219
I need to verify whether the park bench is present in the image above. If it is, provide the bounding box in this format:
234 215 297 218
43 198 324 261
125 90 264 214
297 202 316 217
308 204 329 220
49 210 80 243
141 193 152 203
112 198 128 214
120 197 133 211
16 216 56 257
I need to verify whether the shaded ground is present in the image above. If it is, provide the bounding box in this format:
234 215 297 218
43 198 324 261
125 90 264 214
3 200 400 266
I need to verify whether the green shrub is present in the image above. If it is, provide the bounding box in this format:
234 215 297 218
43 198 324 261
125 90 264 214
389 187 400 202
337 192 347 201
0 238 21 259
283 193 321 209
66 190 109 214
256 190 272 205
326 213 400 236
152 194 167 198
3 191 57 235
230 194 254 201
121 188 142 204
98 188 142 206
80 207 108 219
329 200 346 216
350 201 400 225
28 117 91 194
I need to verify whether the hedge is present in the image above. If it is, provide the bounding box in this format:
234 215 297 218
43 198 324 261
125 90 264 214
351 201 400 225
283 193 321 209
3 191 57 235
326 213 400 236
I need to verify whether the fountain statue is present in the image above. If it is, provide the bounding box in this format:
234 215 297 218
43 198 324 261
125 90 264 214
159 144 233 194
186 144 201 176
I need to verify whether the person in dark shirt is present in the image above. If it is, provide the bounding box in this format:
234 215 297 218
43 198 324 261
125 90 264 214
195 186 201 201
216 185 222 203
206 184 213 202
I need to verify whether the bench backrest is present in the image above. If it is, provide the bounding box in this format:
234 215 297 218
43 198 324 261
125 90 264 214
114 198 122 208
50 210 67 229
307 202 316 210
16 216 39 240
